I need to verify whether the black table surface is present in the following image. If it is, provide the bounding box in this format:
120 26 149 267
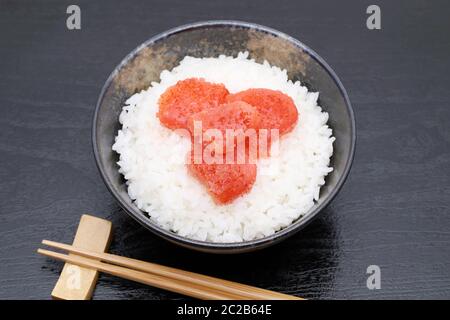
1 0 450 300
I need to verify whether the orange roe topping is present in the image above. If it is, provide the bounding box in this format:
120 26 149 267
157 78 229 130
187 152 257 205
186 101 260 204
227 88 299 135
188 101 261 156
157 80 299 205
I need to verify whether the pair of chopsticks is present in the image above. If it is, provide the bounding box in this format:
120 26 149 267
38 240 302 300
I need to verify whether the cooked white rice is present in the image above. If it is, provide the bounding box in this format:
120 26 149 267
112 52 334 243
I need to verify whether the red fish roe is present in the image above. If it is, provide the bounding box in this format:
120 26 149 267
227 88 299 136
157 78 229 130
188 101 261 158
187 152 257 204
187 101 260 204
157 81 300 205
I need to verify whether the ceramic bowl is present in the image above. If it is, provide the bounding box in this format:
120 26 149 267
93 20 356 253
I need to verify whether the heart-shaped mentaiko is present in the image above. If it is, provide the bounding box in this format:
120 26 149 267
157 78 299 204
186 101 261 204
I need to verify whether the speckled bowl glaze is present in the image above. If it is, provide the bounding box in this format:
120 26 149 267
93 21 356 254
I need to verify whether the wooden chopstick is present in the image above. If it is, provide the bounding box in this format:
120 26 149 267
40 240 302 300
38 248 238 300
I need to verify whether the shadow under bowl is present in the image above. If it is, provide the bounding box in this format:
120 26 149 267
93 20 356 254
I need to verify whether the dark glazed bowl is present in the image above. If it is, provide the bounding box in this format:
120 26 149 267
93 21 356 254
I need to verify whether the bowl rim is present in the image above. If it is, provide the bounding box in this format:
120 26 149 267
92 20 356 253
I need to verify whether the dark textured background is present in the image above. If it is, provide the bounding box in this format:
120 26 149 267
1 0 449 299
